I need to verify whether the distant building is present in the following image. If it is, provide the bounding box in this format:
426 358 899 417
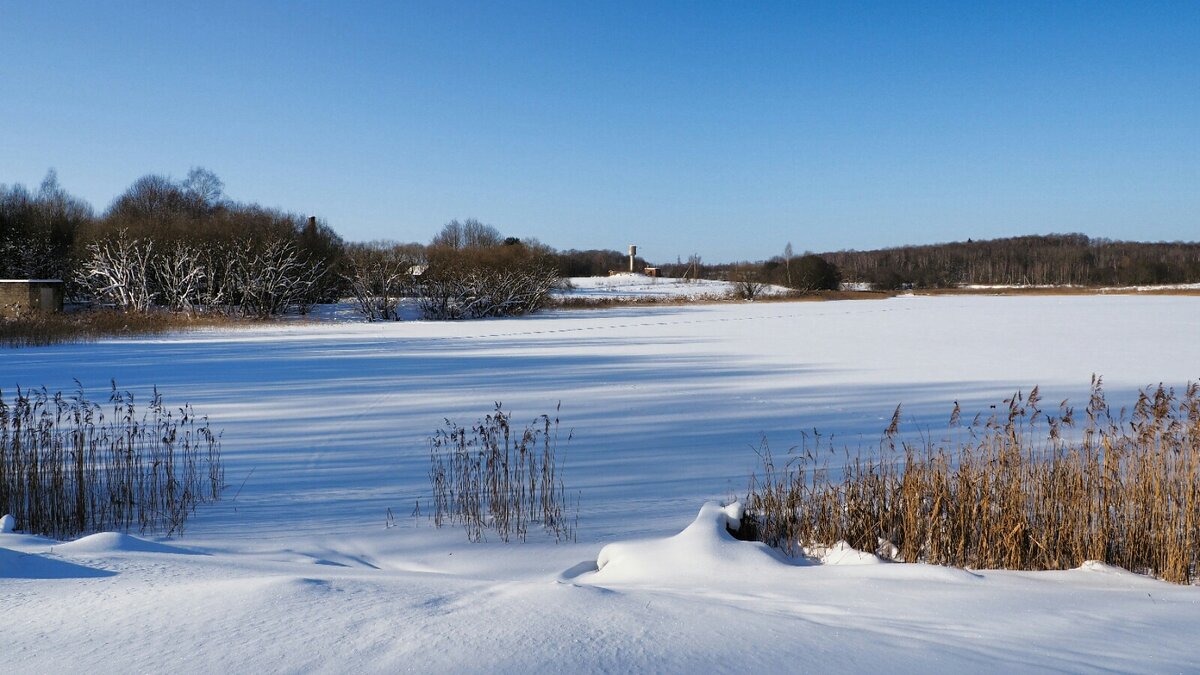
0 279 65 315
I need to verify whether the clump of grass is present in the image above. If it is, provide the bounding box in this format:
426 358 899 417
0 309 248 348
743 378 1200 584
427 403 576 543
0 382 224 538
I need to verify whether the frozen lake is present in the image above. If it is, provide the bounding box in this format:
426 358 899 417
4 294 1200 672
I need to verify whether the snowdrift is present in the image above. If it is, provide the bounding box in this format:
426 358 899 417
53 532 205 556
588 501 986 588
590 501 799 585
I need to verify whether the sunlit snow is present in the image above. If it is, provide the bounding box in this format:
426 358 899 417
3 293 1200 673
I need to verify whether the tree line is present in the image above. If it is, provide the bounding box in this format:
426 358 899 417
0 169 633 319
822 234 1200 289
653 246 842 294
2 169 344 316
655 232 1200 292
7 170 1198 317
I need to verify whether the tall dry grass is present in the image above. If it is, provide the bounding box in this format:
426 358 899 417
743 378 1200 583
0 383 224 538
427 404 576 543
0 309 246 348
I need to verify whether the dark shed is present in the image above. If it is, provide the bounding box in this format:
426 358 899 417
0 279 65 315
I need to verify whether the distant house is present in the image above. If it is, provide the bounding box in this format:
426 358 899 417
0 279 65 315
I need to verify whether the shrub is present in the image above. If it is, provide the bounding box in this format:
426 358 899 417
341 242 423 321
792 254 841 291
729 266 767 300
417 264 561 320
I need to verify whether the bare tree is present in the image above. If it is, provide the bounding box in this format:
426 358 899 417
197 242 240 312
181 167 224 212
152 241 206 313
108 174 187 225
342 242 419 321
730 265 766 300
79 230 156 311
431 218 503 250
684 253 702 282
235 238 324 318
461 218 502 249
430 220 464 249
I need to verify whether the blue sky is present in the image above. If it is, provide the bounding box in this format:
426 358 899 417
2 1 1197 262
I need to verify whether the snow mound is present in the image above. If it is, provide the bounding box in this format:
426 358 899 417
1076 560 1151 579
817 541 885 566
0 513 14 533
54 532 204 556
591 501 793 585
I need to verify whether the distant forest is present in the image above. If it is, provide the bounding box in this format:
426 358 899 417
654 234 1200 290
821 234 1200 288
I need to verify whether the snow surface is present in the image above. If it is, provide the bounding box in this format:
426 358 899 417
300 274 789 323
3 294 1200 672
555 273 790 300
591 502 789 586
962 282 1200 292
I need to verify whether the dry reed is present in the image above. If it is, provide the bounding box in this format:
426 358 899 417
743 378 1200 584
427 403 576 543
0 383 224 538
0 309 248 348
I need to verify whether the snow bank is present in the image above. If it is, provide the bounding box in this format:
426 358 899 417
591 501 794 585
53 532 204 555
557 274 789 301
588 501 992 590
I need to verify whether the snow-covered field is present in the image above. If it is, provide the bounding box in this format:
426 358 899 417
4 294 1200 672
555 272 790 300
962 282 1200 292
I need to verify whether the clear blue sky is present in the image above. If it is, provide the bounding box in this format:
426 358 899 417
3 1 1197 262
